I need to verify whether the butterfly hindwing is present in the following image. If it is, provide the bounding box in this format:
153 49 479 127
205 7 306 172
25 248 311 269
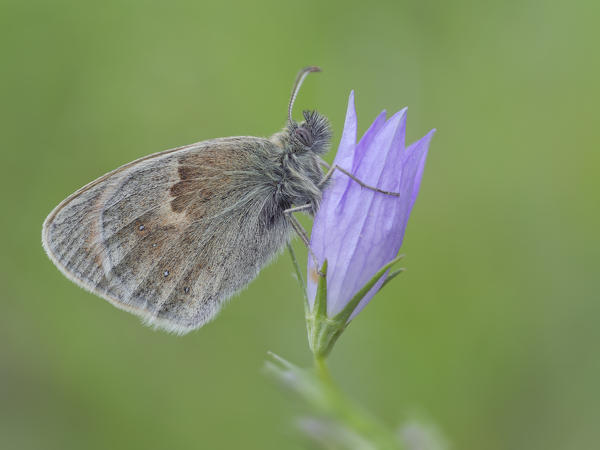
43 137 291 333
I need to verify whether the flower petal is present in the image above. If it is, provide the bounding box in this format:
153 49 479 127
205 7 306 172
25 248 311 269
325 110 407 315
335 90 357 170
350 129 435 319
307 92 433 321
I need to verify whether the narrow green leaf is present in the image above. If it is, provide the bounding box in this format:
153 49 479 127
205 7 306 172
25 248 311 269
266 350 295 370
380 268 405 290
333 255 405 324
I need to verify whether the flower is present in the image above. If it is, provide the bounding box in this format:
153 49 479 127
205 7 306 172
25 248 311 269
305 91 434 357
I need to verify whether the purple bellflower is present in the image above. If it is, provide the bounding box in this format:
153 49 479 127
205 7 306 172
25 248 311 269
305 91 435 357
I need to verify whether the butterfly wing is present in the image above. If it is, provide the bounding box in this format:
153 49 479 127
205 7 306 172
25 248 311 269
42 137 291 334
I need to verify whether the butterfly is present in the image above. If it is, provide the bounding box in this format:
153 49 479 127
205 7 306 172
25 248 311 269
41 67 337 334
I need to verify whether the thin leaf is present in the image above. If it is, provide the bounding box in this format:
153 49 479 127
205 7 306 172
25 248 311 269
380 268 405 290
334 255 404 323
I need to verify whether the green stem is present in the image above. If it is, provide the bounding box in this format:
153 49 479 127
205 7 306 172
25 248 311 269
313 358 405 450
314 356 333 385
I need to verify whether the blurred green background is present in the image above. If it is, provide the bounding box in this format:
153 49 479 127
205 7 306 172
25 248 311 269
1 0 598 448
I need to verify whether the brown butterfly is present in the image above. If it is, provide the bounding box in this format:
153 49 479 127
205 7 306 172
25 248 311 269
41 67 333 334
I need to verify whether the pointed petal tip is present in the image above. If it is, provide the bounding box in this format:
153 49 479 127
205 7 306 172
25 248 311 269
386 107 407 125
345 90 357 118
410 128 436 148
422 128 436 144
375 107 406 141
335 90 359 166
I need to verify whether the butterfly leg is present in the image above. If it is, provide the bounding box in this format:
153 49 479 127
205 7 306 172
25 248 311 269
286 242 307 299
318 157 400 197
285 204 314 214
284 205 324 277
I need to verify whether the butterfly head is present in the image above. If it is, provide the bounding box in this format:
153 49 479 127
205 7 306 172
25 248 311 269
287 110 331 155
282 66 332 156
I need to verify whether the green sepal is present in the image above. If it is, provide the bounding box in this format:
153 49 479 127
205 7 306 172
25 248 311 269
305 256 405 359
306 260 341 358
332 254 405 324
314 260 328 317
380 268 405 291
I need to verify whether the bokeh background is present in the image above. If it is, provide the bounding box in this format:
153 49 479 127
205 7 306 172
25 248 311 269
1 0 598 449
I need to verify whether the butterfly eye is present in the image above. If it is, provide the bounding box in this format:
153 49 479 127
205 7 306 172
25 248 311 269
294 127 314 147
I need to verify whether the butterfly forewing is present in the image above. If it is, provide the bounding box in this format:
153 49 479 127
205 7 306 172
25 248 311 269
43 137 291 334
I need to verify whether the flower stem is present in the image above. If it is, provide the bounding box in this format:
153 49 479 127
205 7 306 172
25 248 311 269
314 356 332 384
313 357 405 450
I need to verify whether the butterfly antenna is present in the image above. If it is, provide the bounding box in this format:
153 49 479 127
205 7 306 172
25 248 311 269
288 66 321 123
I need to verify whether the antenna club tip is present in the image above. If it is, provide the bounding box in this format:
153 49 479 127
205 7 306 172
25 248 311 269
304 66 322 73
288 66 323 122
